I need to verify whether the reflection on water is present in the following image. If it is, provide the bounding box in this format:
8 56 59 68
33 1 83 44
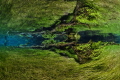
0 30 120 47
78 30 118 43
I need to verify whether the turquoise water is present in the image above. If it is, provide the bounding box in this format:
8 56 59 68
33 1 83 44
0 32 44 47
0 30 120 47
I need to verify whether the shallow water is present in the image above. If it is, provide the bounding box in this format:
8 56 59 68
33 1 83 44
0 30 119 47
0 32 44 47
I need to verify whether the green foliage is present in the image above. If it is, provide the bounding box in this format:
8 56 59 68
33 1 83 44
54 48 78 60
67 32 81 42
0 44 120 80
49 41 104 63
76 7 103 25
42 32 56 39
55 25 72 32
74 41 104 63
74 0 106 26
42 39 57 46
4 0 76 32
41 32 57 46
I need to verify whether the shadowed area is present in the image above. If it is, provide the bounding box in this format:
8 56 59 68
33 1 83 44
78 30 119 43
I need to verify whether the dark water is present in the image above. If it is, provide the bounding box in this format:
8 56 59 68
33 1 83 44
0 30 120 47
78 30 120 43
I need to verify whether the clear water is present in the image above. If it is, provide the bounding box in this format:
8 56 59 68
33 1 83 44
0 30 119 47
0 32 44 47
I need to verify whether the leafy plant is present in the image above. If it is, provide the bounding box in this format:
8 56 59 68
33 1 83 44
72 41 104 63
42 32 56 39
76 7 103 25
41 32 57 46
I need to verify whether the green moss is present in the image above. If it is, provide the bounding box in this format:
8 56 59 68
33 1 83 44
0 47 79 80
76 7 103 25
0 45 120 80
0 0 120 80
1 0 76 32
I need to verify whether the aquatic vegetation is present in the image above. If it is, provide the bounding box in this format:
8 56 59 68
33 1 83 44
0 0 120 80
0 0 76 32
71 41 104 63
0 45 120 80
